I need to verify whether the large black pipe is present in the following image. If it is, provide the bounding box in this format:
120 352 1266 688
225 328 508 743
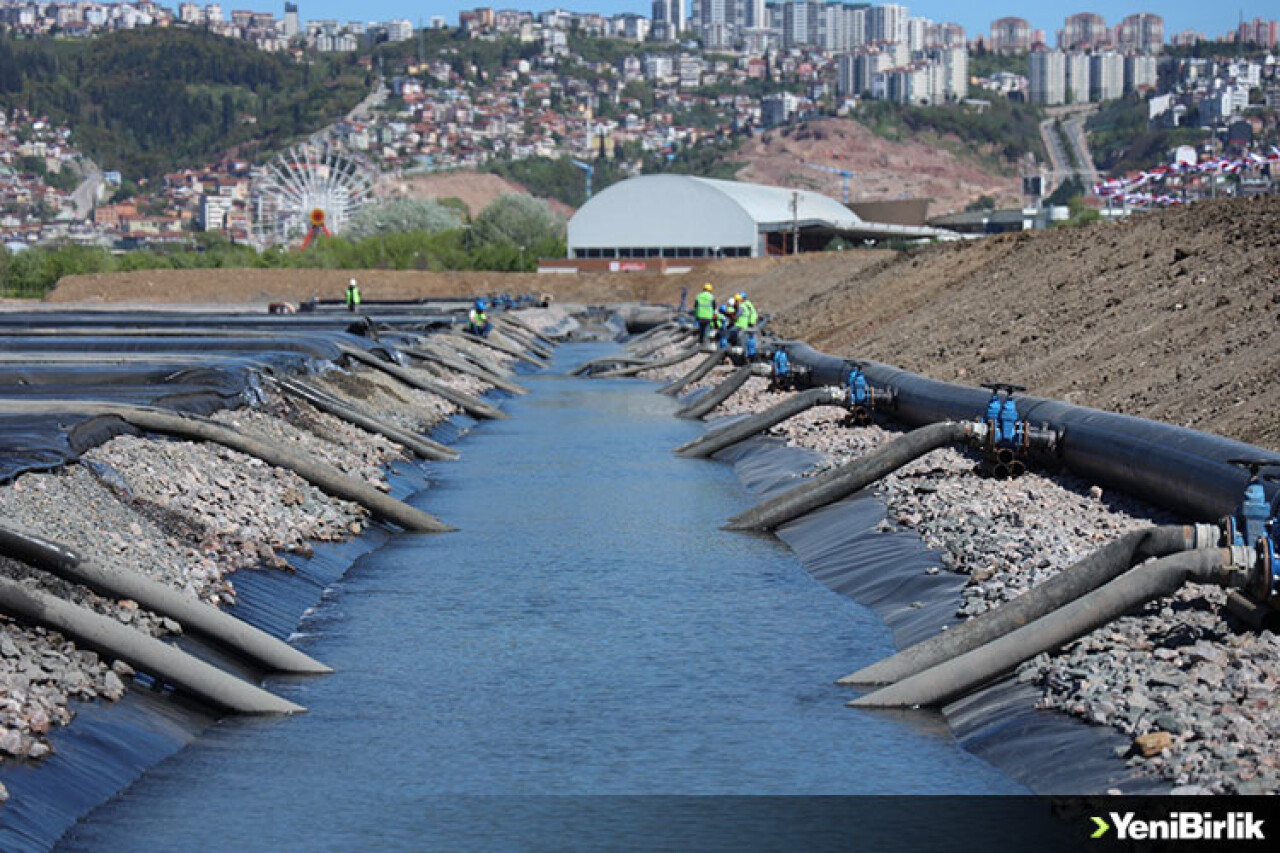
843 524 1212 686
659 350 727 396
0 577 304 714
852 547 1249 708
0 525 331 675
778 342 1274 520
595 345 702 379
676 387 845 459
725 421 974 531
270 376 460 462
338 345 508 421
675 365 755 420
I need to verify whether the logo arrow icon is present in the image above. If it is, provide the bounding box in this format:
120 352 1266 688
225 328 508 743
1091 816 1111 839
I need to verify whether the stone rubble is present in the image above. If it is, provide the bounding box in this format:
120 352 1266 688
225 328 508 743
672 368 1279 794
0 309 561 775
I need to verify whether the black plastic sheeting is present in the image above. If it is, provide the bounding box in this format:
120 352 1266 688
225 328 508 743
711 434 1163 794
0 311 454 333
0 321 419 484
779 342 1278 521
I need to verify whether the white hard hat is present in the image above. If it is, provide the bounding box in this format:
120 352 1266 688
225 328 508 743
349 278 357 285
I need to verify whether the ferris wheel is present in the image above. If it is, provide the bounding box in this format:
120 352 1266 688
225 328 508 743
250 142 375 248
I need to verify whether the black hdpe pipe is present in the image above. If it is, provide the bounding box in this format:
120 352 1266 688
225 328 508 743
441 330 544 367
659 349 727 396
595 345 702 379
677 387 846 459
571 355 651 376
270 376 460 461
338 345 508 421
726 421 973 531
491 323 554 359
630 329 692 360
621 321 678 349
0 400 454 534
843 524 1214 686
853 547 1251 708
0 576 304 714
496 313 555 348
402 345 528 395
0 526 331 675
778 342 1277 520
675 364 756 420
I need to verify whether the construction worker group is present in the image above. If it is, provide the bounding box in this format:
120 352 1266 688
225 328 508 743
694 283 758 358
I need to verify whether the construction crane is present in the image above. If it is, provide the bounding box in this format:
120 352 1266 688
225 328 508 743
570 158 594 201
804 163 856 204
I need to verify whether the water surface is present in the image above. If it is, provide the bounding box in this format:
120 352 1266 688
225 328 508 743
62 343 1021 851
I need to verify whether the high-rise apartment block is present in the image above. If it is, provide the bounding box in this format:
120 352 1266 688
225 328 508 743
990 17 1031 53
1089 51 1124 101
1123 54 1157 93
1115 13 1163 53
867 3 907 45
1028 49 1066 105
1065 52 1090 103
1059 13 1109 50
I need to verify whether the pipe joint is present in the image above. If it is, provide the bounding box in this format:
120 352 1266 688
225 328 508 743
1195 522 1223 550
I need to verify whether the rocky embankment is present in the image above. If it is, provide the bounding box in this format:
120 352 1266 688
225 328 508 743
0 308 566 805
640 351 1280 795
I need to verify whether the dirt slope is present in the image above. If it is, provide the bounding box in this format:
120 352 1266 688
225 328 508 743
762 196 1280 449
731 117 1022 215
43 196 1279 448
374 171 576 219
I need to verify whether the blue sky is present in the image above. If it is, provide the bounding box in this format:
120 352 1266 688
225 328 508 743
286 1 1272 40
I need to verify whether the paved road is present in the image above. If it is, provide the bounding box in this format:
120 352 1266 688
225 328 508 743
69 161 103 220
1038 105 1100 192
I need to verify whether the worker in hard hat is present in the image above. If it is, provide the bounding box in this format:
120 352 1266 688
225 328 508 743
345 278 361 313
733 292 760 359
467 298 492 338
693 282 716 342
715 297 737 349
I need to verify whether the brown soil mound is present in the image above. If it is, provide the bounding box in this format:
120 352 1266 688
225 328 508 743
374 171 576 220
732 117 1022 216
45 253 886 310
45 196 1279 448
764 196 1280 450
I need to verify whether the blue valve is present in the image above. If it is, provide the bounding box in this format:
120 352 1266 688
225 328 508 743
1226 460 1280 601
847 364 872 407
980 383 1028 449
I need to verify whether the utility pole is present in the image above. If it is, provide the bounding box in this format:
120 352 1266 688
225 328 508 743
570 158 594 201
790 191 800 255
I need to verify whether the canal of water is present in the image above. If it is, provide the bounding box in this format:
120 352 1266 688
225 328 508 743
60 342 1023 851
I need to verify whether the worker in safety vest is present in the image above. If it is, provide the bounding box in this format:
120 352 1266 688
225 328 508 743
717 298 737 349
345 278 361 313
467 299 492 338
733 292 760 359
693 282 716 341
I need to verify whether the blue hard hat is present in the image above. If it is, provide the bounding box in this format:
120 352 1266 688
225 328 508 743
476 299 488 310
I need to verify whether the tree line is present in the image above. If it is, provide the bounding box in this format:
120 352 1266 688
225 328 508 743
0 29 368 179
0 196 566 298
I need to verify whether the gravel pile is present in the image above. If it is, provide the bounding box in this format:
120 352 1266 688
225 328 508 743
0 333 522 791
687 376 1279 794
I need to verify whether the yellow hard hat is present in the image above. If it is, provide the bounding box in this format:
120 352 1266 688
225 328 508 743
703 283 713 291
734 293 744 302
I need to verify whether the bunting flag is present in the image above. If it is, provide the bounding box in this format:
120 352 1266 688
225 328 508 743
1091 146 1279 207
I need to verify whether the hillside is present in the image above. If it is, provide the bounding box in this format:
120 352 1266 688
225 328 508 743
763 196 1280 449
377 171 577 220
43 196 1279 449
0 29 369 178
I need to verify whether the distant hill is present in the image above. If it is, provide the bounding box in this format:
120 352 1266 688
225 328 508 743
731 116 1023 216
0 29 370 179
